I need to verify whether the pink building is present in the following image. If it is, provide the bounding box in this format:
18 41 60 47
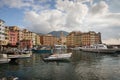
8 31 18 46
20 40 33 49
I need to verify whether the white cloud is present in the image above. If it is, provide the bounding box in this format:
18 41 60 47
0 0 120 44
0 0 31 8
56 0 88 28
24 10 66 33
102 38 120 45
24 0 89 33
108 0 120 12
24 0 120 44
90 1 109 15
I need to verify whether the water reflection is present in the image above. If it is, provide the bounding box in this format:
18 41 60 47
72 51 120 80
0 51 120 80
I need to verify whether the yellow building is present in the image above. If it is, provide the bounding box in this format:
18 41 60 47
9 26 20 31
66 31 82 47
18 30 23 41
4 26 9 45
22 29 36 46
0 19 6 46
58 32 66 45
66 31 102 47
35 34 41 46
40 34 58 47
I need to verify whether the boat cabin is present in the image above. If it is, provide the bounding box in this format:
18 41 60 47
90 44 108 49
54 45 67 50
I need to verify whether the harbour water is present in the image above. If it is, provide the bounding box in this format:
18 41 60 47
0 50 120 80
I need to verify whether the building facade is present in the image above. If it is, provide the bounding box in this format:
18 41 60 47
20 40 33 49
40 34 58 47
66 31 82 47
22 29 37 46
8 30 18 46
7 26 21 46
0 19 6 45
35 34 41 46
4 26 9 45
66 31 102 47
18 30 23 42
58 32 66 45
81 31 102 46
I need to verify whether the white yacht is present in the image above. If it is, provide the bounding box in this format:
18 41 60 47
80 44 120 53
43 53 72 62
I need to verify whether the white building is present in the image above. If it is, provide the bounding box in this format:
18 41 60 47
0 19 5 45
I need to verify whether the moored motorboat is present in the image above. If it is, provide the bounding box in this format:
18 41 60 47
8 53 32 59
32 46 53 54
43 53 72 62
7 51 32 59
80 44 120 53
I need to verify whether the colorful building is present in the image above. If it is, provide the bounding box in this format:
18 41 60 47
22 29 36 46
20 40 33 49
18 30 23 42
81 31 101 46
66 31 102 47
8 29 18 46
4 26 9 45
40 34 58 46
66 31 81 47
0 19 6 46
35 34 41 46
58 32 66 45
9 26 20 31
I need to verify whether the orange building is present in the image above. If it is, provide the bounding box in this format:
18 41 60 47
81 31 101 46
66 31 82 47
66 31 101 47
40 34 58 47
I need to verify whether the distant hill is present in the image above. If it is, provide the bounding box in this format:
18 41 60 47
36 33 44 35
48 31 69 38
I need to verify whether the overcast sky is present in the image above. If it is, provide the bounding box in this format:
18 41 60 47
0 0 120 44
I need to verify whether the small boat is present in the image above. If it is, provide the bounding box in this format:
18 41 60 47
71 47 82 50
32 49 53 54
80 44 120 53
0 54 11 64
43 53 72 62
7 52 32 59
54 44 67 50
20 50 32 54
32 46 53 54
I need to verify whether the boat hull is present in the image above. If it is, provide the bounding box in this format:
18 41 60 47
32 49 53 54
43 53 72 62
43 58 70 62
8 53 32 59
0 59 11 64
81 48 120 53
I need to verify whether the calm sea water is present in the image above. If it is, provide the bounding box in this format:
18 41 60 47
0 50 120 80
